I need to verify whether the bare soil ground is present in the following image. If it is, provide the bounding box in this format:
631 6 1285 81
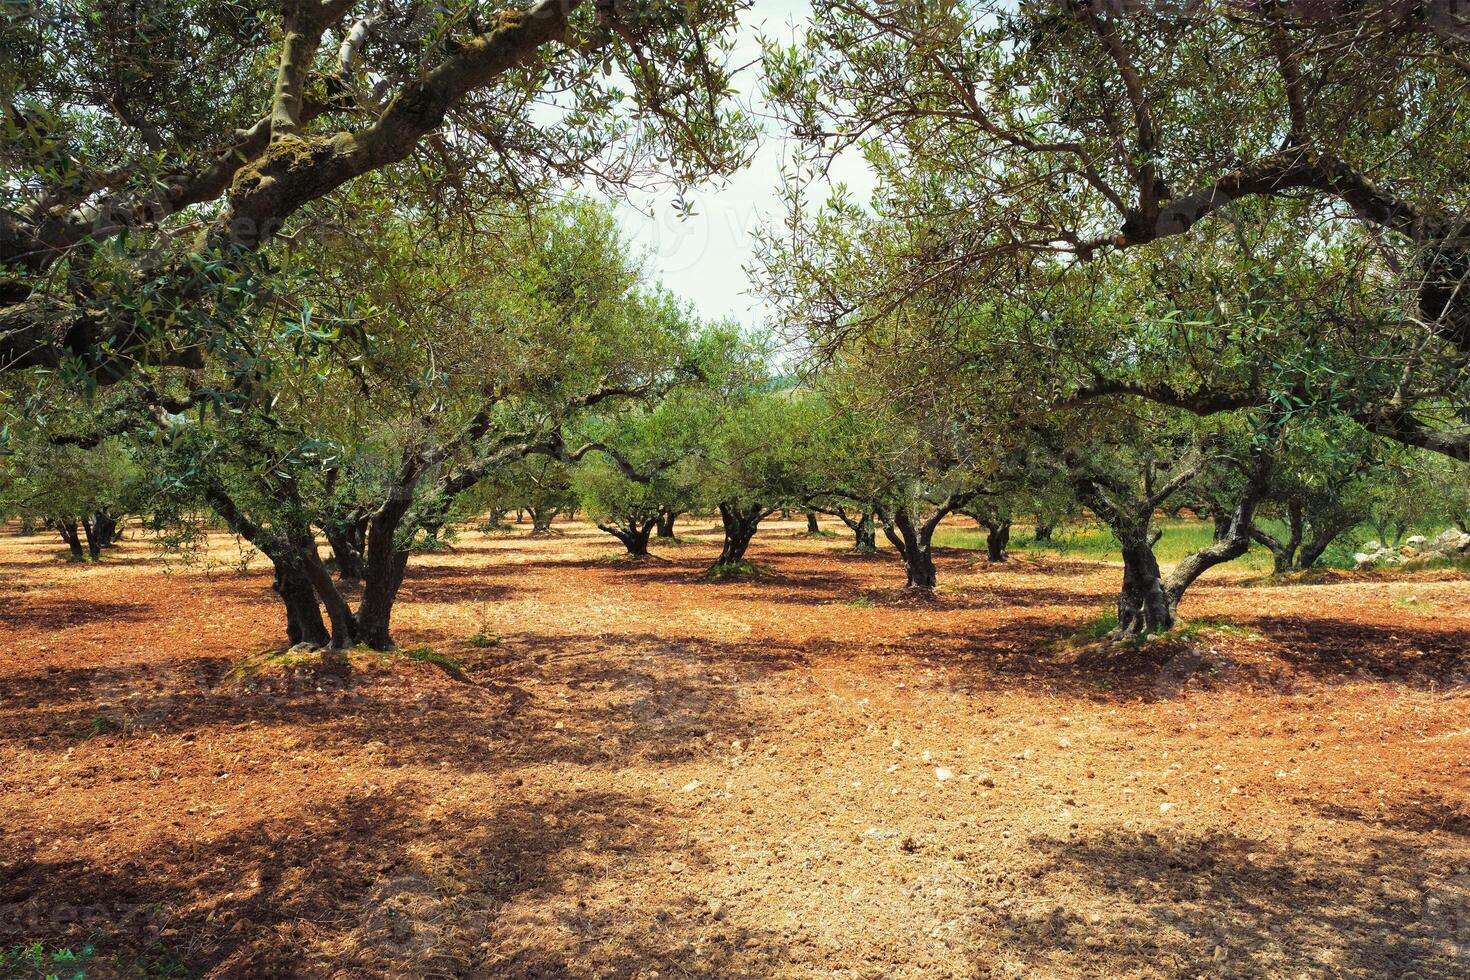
2 518 1470 978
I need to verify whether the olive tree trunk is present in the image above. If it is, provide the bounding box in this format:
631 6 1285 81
599 518 657 557
711 502 767 570
57 519 84 559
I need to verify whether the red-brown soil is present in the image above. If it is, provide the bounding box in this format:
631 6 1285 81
2 518 1469 978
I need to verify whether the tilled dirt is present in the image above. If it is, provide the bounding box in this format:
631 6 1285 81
2 519 1469 978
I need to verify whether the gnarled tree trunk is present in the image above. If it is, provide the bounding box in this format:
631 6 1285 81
711 501 766 571
877 506 938 590
655 507 680 538
600 518 656 557
272 558 331 648
57 519 84 559
833 508 877 552
1251 500 1304 573
982 519 1011 562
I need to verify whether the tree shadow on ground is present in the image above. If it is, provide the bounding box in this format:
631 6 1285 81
0 623 800 770
1234 614 1470 685
0 785 772 977
965 827 1469 978
1311 788 1470 841
0 595 155 629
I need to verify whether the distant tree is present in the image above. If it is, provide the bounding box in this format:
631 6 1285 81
697 389 824 574
1054 408 1277 638
1245 421 1379 571
572 388 708 557
1 440 143 560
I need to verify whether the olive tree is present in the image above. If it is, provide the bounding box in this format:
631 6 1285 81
1 0 753 377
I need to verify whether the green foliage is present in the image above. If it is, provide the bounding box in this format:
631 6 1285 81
1 941 95 980
398 647 463 672
467 629 502 649
703 559 763 581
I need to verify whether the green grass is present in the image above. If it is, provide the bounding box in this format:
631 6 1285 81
397 646 464 672
1174 619 1262 641
2 942 96 980
467 628 501 648
929 517 1452 574
704 559 762 581
1076 610 1119 639
1414 553 1470 574
1392 595 1439 613
68 714 124 740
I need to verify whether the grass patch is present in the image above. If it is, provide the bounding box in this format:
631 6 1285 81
0 942 191 980
467 628 501 648
1247 567 1346 587
1077 610 1119 639
1412 554 1470 574
398 646 464 671
704 559 763 581
2 942 96 980
1174 619 1262 641
650 535 701 547
594 551 661 566
1392 595 1439 613
844 594 876 608
1058 612 1259 652
69 714 124 740
935 519 1277 572
224 645 325 683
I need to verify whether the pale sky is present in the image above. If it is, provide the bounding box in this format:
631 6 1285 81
609 1 876 331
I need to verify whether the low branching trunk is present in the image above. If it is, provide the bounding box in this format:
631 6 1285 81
323 513 366 583
877 506 937 590
655 507 680 538
57 519 84 559
853 512 876 553
272 558 331 648
600 517 656 557
1069 443 1272 640
1033 519 1054 543
876 492 975 590
833 507 877 553
807 512 820 533
81 516 103 560
1251 500 1304 573
978 518 1011 562
1116 529 1175 635
711 501 766 570
528 506 559 535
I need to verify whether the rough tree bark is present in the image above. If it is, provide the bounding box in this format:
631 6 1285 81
655 507 680 538
1251 501 1304 572
528 506 560 535
711 502 768 571
57 519 84 560
205 480 331 648
979 518 1011 562
322 511 367 583
834 508 877 553
599 517 657 557
80 517 103 560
